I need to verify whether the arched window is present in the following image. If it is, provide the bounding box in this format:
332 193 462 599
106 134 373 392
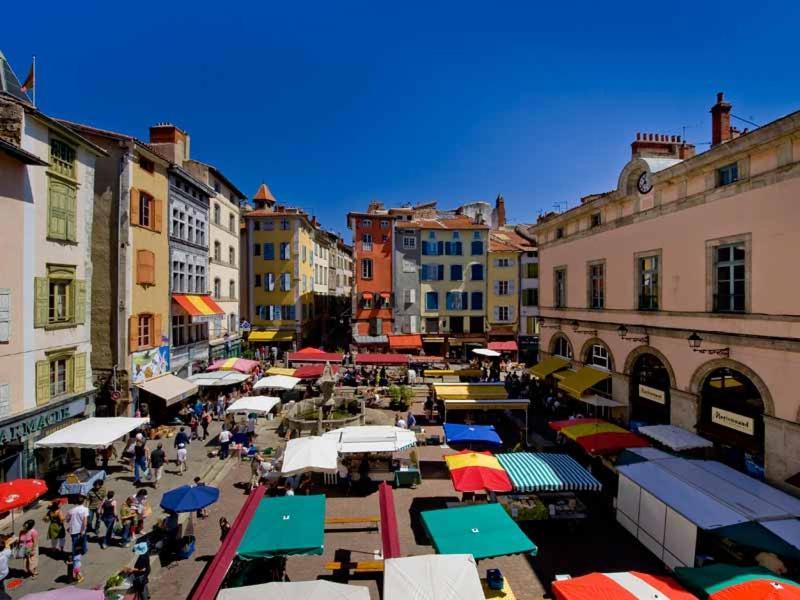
213 203 221 225
552 334 573 359
229 280 236 299
588 344 610 370
213 278 221 298
228 246 235 265
213 241 221 261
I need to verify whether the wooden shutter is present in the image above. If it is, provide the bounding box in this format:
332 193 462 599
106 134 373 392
75 280 86 324
493 307 499 321
493 281 500 295
36 360 50 405
66 185 78 242
152 314 162 346
129 315 139 352
73 353 86 392
34 277 49 328
0 289 9 342
153 197 163 232
0 384 9 418
508 281 516 295
136 250 155 285
130 188 140 226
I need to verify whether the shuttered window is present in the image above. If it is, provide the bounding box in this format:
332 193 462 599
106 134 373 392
34 266 85 329
47 177 77 242
0 384 9 418
136 250 156 285
0 289 9 343
36 350 86 405
131 189 163 232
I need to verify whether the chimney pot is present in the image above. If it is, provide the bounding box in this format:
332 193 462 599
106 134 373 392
717 92 724 102
636 132 641 140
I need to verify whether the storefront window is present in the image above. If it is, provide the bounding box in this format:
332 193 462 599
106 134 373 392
629 353 671 425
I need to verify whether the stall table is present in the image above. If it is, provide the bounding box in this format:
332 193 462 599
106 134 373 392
499 492 588 522
394 466 421 488
58 468 106 496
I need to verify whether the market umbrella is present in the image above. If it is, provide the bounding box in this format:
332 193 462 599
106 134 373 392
207 358 260 374
0 479 47 532
674 563 800 599
160 484 220 513
445 450 512 493
19 587 104 600
575 431 650 455
217 580 369 600
472 348 501 357
552 571 697 600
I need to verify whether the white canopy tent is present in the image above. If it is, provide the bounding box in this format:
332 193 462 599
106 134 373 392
384 554 484 600
187 371 251 387
218 580 369 600
225 396 281 415
281 436 338 476
472 348 500 357
35 417 149 449
136 374 198 406
253 375 301 391
637 424 713 451
322 425 417 453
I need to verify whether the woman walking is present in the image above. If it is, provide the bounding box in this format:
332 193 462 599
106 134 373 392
43 501 66 556
17 520 39 578
99 491 117 549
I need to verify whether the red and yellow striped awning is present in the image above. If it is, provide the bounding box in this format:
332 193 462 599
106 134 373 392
172 294 224 322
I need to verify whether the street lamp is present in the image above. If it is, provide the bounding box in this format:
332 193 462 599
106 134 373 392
687 331 729 356
617 324 649 344
571 320 597 336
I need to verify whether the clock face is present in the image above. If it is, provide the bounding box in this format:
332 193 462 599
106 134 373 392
637 171 653 194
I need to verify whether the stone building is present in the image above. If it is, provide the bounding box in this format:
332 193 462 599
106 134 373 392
528 92 800 489
393 223 421 335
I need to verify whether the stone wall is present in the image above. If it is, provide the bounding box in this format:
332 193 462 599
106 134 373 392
0 98 23 146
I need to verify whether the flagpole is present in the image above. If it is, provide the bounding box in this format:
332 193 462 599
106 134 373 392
32 55 36 107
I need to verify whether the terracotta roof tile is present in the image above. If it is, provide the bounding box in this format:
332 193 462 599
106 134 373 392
254 183 276 203
405 215 489 230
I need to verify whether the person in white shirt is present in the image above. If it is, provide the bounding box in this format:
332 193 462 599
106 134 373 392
0 540 12 598
67 496 89 582
407 368 417 385
218 427 232 459
246 416 257 444
176 443 188 475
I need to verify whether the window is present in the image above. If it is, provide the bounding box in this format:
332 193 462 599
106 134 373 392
361 293 374 309
380 220 389 228
470 292 483 311
382 235 388 243
402 289 416 304
229 246 235 265
473 231 481 239
450 264 463 281
589 263 604 309
50 356 68 396
171 315 186 346
718 162 739 187
556 227 564 239
421 264 444 281
589 344 610 370
213 181 221 193
213 203 221 225
403 236 416 249
590 212 602 228
280 218 290 230
35 265 85 329
229 280 236 299
362 234 373 251
263 219 274 231
138 314 153 348
446 291 469 310
637 255 659 310
255 274 262 288
422 240 441 255
553 336 573 359
253 243 261 257
280 243 290 260
495 306 510 321
139 156 154 173
280 273 291 291
715 243 745 312
526 316 539 335
471 240 484 255
47 178 77 242
525 263 539 278
402 258 416 273
266 272 275 291
0 289 9 343
136 250 155 285
229 214 235 232
470 264 484 281
469 316 484 333
214 241 221 261
554 268 567 308
50 139 76 179
445 241 463 255
139 192 153 227
496 281 510 295
49 279 70 323
263 243 274 260
496 257 510 267
213 278 221 298
362 219 372 228
522 288 538 306
361 259 373 279
425 291 439 311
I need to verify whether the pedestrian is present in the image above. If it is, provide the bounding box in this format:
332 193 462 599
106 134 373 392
176 443 188 474
174 426 190 448
133 440 149 485
87 479 105 533
219 517 231 541
216 392 226 420
17 519 39 578
218 426 232 460
119 497 137 547
133 490 150 534
99 490 117 549
407 410 417 430
201 410 212 441
395 413 407 429
44 500 67 555
246 413 256 444
192 477 209 518
189 414 199 440
0 540 11 600
249 454 262 491
128 542 151 600
149 442 166 488
67 496 89 583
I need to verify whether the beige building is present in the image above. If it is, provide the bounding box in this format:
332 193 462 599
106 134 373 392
529 93 800 488
0 57 104 480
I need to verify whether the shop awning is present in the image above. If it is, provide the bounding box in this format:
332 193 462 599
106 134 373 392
237 495 325 559
443 399 530 411
423 336 446 343
552 571 697 600
529 356 570 379
187 371 250 387
253 375 301 390
287 350 343 363
424 369 456 377
576 432 650 455
35 417 148 449
674 563 800 600
293 364 340 379
265 367 297 377
280 436 338 476
496 452 602 493
172 293 224 322
322 425 416 453
248 330 295 342
558 366 611 398
432 383 507 401
420 503 537 560
379 482 402 560
443 423 502 446
207 358 260 374
225 396 281 415
638 424 713 451
559 421 626 441
548 418 603 432
136 374 198 406
445 450 513 493
488 341 518 351
354 353 409 365
352 334 388 345
218 581 369 600
384 555 485 600
388 334 423 350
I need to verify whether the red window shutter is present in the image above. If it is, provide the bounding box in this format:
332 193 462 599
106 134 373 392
153 197 163 232
129 315 139 352
130 188 140 226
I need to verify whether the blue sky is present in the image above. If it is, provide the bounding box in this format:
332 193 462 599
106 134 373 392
4 1 800 234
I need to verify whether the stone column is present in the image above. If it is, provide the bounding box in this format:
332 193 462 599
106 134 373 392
764 415 800 492
670 389 699 431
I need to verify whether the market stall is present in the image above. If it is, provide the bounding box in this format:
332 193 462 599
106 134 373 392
322 426 417 483
287 349 344 364
293 363 340 380
384 554 485 600
35 417 149 449
218 581 369 600
420 503 538 559
674 563 800 599
253 375 301 391
280 436 338 476
136 374 198 422
443 423 503 447
237 495 326 559
187 371 251 387
379 481 401 559
265 367 297 377
529 356 570 380
225 396 281 416
637 424 713 452
552 571 697 600
207 358 260 374
445 450 512 493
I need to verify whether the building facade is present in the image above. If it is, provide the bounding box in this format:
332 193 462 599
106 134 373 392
487 230 525 347
517 229 540 362
393 224 421 334
529 93 800 488
0 63 102 480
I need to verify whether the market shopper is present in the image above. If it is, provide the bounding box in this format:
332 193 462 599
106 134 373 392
218 426 232 460
87 479 106 533
119 497 137 547
149 442 166 488
67 496 89 582
18 519 39 578
0 540 11 600
44 501 67 555
176 443 188 474
99 491 118 549
128 542 152 600
133 440 150 485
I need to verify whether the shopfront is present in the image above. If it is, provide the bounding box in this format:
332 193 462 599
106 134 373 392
209 336 242 360
0 394 91 481
629 353 672 426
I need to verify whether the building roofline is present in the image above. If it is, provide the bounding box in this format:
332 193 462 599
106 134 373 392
0 137 49 165
187 159 246 200
55 119 171 165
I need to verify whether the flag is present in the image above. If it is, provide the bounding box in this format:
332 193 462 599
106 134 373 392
20 64 34 93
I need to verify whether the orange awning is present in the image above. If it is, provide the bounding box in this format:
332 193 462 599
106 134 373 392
388 334 423 350
172 294 224 322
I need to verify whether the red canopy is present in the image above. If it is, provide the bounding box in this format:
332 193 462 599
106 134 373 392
378 482 401 559
575 432 650 455
288 351 343 363
447 450 513 493
355 353 409 365
294 347 325 354
548 418 604 432
388 334 423 350
293 364 341 379
552 571 696 600
192 484 265 600
0 479 47 512
488 341 518 351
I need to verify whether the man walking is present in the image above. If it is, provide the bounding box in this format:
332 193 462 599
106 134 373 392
86 479 105 533
149 443 166 488
67 496 89 582
173 426 190 448
133 440 149 485
218 427 232 460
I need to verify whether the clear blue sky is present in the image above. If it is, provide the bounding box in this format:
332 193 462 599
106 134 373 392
4 1 799 234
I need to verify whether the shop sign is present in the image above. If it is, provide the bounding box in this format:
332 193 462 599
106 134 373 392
240 320 251 332
131 346 171 384
711 407 755 435
0 398 86 444
638 384 666 405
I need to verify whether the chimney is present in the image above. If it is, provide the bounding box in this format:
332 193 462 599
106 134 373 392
631 131 695 160
710 92 732 147
495 194 506 228
149 123 190 164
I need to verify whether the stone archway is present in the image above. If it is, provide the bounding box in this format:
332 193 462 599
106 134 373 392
689 358 774 417
579 337 616 372
623 345 677 390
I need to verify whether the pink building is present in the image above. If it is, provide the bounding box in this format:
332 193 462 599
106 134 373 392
528 93 800 489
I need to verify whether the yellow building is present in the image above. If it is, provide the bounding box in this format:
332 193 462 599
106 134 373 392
243 184 315 349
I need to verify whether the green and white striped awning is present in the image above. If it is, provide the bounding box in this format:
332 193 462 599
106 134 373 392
496 452 602 493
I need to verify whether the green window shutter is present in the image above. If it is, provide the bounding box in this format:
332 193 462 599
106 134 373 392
74 280 86 324
36 360 50 404
66 355 75 393
73 353 86 392
66 184 78 242
34 277 49 328
47 179 67 239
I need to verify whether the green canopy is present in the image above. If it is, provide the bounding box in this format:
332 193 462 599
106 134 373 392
420 503 537 560
674 563 800 598
237 495 325 559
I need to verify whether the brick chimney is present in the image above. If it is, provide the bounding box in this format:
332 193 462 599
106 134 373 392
631 132 695 160
711 92 732 147
149 123 190 164
495 194 506 228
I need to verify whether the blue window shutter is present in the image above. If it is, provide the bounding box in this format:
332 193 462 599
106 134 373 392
438 265 444 280
455 241 463 255
437 241 444 256
462 292 469 309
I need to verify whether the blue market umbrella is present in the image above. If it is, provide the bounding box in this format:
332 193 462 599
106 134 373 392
160 485 220 513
